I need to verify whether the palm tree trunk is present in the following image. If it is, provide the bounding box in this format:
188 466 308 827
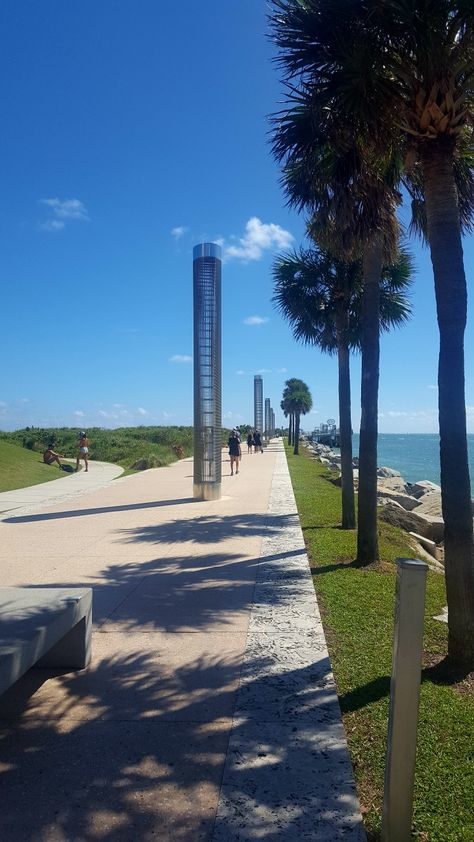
288 414 293 446
421 142 474 668
356 235 383 564
294 412 300 455
337 329 355 529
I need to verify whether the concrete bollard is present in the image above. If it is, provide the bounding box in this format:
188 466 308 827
382 558 428 842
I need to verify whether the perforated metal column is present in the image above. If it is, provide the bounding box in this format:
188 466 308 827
254 374 263 433
193 243 222 500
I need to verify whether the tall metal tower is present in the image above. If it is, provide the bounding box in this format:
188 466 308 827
193 243 222 500
254 375 263 432
265 397 271 436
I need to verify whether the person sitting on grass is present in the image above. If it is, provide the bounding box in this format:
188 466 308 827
43 445 64 469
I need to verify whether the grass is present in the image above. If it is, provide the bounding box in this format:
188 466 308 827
0 440 77 493
286 444 474 842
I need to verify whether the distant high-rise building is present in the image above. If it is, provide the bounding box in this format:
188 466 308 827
270 408 275 436
265 397 271 436
193 243 222 501
254 375 263 432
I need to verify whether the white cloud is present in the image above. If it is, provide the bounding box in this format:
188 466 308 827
39 197 89 232
170 354 192 363
39 219 65 232
137 407 148 416
276 367 288 373
257 368 272 374
236 370 245 375
40 198 89 220
243 315 269 326
98 410 119 420
224 217 293 262
171 226 188 240
73 410 85 417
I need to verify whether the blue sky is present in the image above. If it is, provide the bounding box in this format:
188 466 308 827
1 0 473 434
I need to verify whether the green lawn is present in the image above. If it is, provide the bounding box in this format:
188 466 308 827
286 445 474 842
0 441 76 493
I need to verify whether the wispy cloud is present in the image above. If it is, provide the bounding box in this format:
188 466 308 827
73 410 85 418
40 219 66 232
243 315 269 326
257 368 272 374
276 367 287 373
224 217 293 262
171 226 188 240
236 370 245 375
170 354 192 363
137 407 148 416
39 197 89 231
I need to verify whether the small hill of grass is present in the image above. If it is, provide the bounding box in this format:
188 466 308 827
0 426 195 473
0 440 75 493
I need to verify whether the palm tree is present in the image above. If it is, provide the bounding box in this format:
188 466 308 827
269 0 474 664
273 243 412 529
284 378 313 454
379 0 474 665
269 6 402 562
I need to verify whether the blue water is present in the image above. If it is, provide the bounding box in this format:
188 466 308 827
351 433 474 489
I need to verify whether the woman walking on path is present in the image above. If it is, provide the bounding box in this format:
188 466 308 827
253 430 263 453
76 432 89 472
228 429 242 475
247 431 254 454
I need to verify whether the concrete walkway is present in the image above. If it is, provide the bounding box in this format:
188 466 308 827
0 460 124 518
0 440 365 841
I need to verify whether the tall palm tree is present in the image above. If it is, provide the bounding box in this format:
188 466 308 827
270 4 402 562
285 379 313 454
269 0 474 664
378 0 474 665
273 244 412 529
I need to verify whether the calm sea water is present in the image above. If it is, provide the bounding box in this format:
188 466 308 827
350 433 474 489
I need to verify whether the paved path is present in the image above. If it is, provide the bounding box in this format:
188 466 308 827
0 460 124 518
0 440 365 841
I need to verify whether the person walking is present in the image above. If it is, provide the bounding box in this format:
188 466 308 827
246 430 254 454
228 429 242 475
253 430 263 453
76 431 89 472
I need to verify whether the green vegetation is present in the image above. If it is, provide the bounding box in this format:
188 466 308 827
0 440 77 493
286 445 474 842
0 426 194 473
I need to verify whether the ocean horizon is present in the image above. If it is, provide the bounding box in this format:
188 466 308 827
347 433 474 490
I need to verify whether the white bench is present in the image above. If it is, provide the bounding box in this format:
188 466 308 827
0 587 92 695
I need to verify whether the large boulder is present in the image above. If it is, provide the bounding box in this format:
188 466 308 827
376 475 409 494
414 492 443 518
408 480 441 499
379 503 444 543
377 486 422 512
377 466 402 478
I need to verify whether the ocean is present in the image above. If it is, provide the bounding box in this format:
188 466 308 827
350 433 474 489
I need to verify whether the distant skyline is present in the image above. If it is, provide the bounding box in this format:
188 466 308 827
1 1 473 434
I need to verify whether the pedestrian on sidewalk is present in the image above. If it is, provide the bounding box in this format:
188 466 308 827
228 429 242 475
247 430 254 453
76 431 89 472
253 429 263 453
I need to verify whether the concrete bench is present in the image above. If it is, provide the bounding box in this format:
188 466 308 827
0 587 92 696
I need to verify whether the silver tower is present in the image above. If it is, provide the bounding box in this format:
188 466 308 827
193 243 222 501
254 374 263 433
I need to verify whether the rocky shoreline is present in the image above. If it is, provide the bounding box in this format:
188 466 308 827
304 439 472 567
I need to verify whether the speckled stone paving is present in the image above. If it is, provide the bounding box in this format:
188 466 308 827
212 446 366 841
